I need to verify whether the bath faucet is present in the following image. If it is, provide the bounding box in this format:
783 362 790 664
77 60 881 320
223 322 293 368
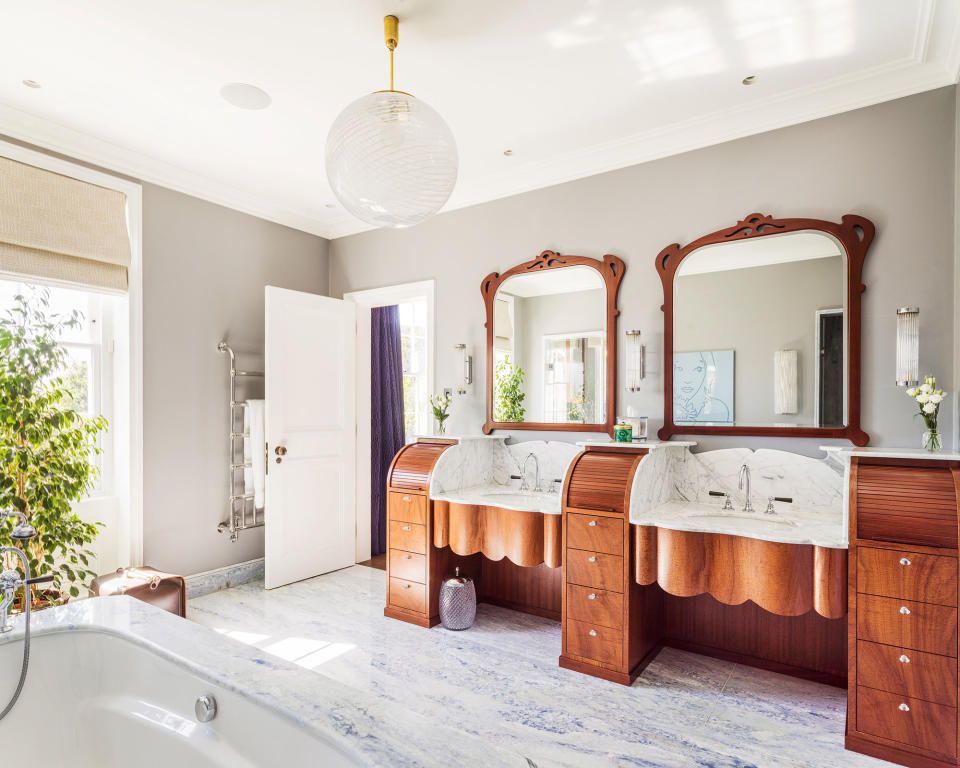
520 453 542 493
0 511 52 633
738 464 754 513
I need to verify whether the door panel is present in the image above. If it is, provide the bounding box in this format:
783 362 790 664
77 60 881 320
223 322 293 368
265 286 356 589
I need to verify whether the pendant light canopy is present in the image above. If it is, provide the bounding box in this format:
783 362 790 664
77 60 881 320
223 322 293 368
325 15 458 228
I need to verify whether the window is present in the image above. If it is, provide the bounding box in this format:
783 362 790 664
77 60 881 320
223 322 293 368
542 332 605 423
0 279 119 495
398 298 429 441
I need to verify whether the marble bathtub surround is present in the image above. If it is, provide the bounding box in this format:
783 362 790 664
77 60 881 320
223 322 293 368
430 437 580 514
630 446 847 547
0 595 531 767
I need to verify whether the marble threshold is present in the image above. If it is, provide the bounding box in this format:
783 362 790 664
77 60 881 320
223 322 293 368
189 565 889 768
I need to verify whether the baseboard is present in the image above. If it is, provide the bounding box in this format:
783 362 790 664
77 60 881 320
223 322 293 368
185 558 265 599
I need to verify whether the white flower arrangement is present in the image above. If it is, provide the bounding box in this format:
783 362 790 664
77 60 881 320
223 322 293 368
907 375 945 451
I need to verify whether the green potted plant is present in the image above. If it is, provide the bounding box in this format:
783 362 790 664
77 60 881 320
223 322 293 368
495 357 526 422
0 289 107 607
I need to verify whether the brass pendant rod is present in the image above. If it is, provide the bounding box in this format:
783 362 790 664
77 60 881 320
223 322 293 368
384 14 399 92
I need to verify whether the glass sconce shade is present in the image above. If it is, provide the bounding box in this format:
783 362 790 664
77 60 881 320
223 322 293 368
625 330 644 391
774 349 798 415
325 91 458 228
455 343 473 395
895 307 919 387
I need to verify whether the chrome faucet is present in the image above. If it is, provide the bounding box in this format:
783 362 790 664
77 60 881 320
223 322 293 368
520 452 542 493
738 464 754 513
0 510 51 633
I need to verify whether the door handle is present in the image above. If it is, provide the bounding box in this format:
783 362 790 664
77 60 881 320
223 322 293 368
275 446 288 456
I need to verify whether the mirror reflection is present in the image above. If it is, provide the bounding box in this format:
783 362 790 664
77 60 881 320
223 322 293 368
493 266 606 424
673 230 847 428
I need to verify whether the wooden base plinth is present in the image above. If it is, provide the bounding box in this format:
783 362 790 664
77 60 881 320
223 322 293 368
383 605 439 628
845 732 956 768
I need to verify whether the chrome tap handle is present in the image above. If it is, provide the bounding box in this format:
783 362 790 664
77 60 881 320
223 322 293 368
722 494 734 511
765 497 777 515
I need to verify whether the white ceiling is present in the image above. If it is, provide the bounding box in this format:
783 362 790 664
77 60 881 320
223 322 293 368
678 230 842 275
1 0 958 240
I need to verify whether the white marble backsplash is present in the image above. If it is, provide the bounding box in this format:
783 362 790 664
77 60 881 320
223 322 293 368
431 437 579 494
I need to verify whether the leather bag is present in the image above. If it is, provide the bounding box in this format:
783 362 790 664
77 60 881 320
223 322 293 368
90 566 186 618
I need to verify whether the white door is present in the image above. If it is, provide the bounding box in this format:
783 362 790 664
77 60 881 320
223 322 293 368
264 286 356 589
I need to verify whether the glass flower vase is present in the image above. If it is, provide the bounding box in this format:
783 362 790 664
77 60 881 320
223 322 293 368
922 429 941 453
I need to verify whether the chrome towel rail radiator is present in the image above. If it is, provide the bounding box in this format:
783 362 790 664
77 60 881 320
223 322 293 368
216 341 264 542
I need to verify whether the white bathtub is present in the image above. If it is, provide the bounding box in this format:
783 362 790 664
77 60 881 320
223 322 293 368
0 628 363 767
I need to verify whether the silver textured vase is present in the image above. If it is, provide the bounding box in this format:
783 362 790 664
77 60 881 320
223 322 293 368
439 567 476 630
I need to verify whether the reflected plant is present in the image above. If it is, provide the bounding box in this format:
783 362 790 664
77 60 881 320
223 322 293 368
495 357 525 422
0 289 107 605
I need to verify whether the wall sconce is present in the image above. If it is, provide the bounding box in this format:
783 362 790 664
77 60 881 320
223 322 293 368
895 307 920 387
625 330 645 391
774 349 798 415
455 343 473 395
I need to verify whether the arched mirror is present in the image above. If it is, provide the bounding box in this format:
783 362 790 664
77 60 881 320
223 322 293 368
657 213 874 445
481 250 625 435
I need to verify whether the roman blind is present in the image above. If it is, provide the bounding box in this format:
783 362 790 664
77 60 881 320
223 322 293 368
494 297 513 352
0 155 131 291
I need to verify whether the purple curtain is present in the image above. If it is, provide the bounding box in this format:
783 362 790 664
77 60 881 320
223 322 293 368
371 305 405 556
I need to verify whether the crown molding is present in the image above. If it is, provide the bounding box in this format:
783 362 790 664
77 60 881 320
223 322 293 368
1 1 957 243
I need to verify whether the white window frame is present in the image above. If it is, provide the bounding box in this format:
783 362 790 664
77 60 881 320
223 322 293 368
344 279 435 563
0 138 144 568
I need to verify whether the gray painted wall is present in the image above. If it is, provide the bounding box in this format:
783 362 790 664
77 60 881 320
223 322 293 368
142 184 328 575
329 86 957 455
674 257 844 426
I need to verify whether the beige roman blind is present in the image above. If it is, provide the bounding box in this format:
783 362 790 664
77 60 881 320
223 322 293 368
0 155 131 291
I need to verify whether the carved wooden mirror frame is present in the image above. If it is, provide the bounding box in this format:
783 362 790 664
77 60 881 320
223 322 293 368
481 250 625 436
657 213 874 446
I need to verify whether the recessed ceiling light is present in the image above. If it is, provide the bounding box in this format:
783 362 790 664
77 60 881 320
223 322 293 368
503 149 514 156
22 80 41 89
742 75 758 85
220 83 272 110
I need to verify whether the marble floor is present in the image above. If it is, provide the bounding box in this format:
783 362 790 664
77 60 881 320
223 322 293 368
189 565 891 768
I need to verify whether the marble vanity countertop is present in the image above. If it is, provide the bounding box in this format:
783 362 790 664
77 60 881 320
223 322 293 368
431 483 562 514
634 499 846 548
0 597 533 768
824 446 960 462
576 439 698 451
415 434 506 442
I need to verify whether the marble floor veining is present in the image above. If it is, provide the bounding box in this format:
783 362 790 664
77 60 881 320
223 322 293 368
188 565 891 768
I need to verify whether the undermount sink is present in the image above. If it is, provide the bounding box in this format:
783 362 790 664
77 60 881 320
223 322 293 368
682 510 798 527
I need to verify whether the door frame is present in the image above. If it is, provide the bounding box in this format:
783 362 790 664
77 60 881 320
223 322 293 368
344 279 435 563
814 307 845 428
0 137 143 569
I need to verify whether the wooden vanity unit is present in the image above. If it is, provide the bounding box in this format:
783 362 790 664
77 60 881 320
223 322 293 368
384 438 564 627
846 455 960 768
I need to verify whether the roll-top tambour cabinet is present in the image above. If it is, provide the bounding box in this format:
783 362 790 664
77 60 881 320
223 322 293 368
559 446 653 685
847 456 960 768
383 439 455 627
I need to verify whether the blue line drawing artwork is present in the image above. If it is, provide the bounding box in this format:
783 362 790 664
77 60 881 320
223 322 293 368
673 350 734 423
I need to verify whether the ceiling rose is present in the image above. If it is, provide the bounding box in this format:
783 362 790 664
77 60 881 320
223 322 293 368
325 15 458 229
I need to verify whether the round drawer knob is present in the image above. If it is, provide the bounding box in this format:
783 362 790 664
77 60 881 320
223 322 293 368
899 558 911 566
588 556 597 563
899 703 910 712
899 606 911 615
402 496 412 502
588 520 598 527
401 526 410 531
588 593 597 600
404 555 412 560
588 629 597 637
899 655 911 664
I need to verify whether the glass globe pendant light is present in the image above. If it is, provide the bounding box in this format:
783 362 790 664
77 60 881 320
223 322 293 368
325 15 458 228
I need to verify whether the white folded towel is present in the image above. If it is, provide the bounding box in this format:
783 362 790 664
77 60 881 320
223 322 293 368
243 399 266 510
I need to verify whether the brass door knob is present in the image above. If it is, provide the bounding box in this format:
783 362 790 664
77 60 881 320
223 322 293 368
275 445 288 456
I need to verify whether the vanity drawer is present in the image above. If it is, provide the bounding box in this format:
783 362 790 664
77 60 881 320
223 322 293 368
857 594 958 657
388 520 427 554
567 513 623 556
389 550 426 584
566 549 623 593
857 547 957 606
388 577 426 614
856 686 957 758
565 618 623 668
388 491 427 525
857 641 957 706
566 584 623 630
